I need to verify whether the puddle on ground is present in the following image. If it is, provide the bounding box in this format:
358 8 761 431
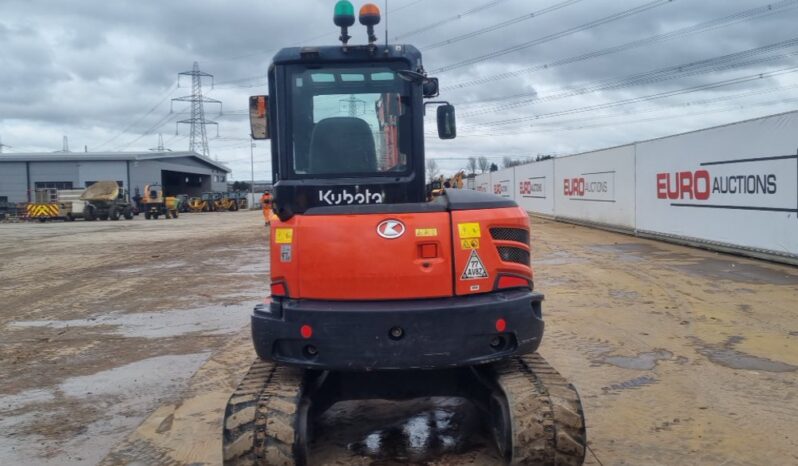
315 397 484 463
672 258 798 285
8 303 253 339
0 353 209 466
690 336 797 373
598 350 673 370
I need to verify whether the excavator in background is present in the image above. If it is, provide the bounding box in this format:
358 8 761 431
223 3 586 465
140 184 179 219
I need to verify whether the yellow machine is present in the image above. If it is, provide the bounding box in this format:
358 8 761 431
214 194 239 212
430 171 464 198
141 184 179 219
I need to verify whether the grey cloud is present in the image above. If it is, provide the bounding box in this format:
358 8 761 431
1 0 797 179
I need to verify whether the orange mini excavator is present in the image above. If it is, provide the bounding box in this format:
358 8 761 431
223 3 586 465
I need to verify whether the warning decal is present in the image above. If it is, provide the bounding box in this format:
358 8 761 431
461 249 489 280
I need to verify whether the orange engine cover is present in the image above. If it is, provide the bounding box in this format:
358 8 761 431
269 207 532 301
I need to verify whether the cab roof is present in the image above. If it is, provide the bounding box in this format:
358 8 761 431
272 44 422 68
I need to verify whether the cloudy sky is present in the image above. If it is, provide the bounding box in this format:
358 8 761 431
1 0 797 180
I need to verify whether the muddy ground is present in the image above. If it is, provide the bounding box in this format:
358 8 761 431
1 211 797 465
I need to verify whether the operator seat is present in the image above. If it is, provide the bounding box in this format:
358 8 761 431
309 117 377 174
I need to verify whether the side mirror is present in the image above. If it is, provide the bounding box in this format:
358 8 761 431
437 104 456 140
249 95 270 140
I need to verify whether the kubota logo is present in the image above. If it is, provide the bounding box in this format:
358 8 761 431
376 219 405 239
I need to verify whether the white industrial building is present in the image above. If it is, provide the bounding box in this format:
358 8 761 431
0 151 231 203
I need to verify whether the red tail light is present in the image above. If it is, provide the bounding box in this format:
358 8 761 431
300 324 313 339
271 282 287 297
496 275 531 290
495 318 507 332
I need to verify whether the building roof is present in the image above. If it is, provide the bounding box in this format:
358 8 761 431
0 150 231 173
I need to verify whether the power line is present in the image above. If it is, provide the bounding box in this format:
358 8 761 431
390 0 429 14
394 0 511 40
432 0 675 73
93 82 177 151
459 38 798 116
454 84 798 137
422 0 585 50
461 66 798 130
443 0 798 90
114 111 184 151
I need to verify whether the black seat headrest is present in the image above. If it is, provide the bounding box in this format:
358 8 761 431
309 117 377 174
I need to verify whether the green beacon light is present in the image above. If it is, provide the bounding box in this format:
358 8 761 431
334 1 356 46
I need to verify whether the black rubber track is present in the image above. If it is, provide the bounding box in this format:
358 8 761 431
223 360 307 466
492 354 587 465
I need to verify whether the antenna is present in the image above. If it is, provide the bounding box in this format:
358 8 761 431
385 0 388 46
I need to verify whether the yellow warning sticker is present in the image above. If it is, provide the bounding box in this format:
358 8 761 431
415 228 438 237
461 239 480 250
274 228 293 244
458 222 481 239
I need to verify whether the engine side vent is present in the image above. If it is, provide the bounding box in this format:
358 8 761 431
497 246 530 266
490 227 529 245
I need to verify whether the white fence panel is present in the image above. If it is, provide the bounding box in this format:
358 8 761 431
491 168 515 200
474 173 491 193
553 145 636 229
635 112 798 256
514 160 555 216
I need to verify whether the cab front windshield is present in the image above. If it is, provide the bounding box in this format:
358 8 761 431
288 65 410 176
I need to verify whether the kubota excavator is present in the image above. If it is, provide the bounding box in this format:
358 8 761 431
223 3 586 465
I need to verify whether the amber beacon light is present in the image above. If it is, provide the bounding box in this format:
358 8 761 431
359 3 381 44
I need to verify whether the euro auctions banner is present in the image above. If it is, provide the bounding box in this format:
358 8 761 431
555 145 636 228
515 159 555 216
491 168 515 199
636 111 798 256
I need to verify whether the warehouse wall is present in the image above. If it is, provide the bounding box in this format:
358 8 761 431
29 162 79 187
0 162 28 202
77 161 128 188
465 110 798 263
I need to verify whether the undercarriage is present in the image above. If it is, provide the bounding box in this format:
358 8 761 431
223 354 586 465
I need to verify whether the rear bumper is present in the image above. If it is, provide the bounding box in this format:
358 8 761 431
251 289 544 371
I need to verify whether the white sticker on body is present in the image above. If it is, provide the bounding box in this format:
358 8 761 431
461 249 489 280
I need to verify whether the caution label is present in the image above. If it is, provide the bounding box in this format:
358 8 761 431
275 228 293 244
458 222 481 239
460 238 480 250
461 249 489 280
415 228 438 237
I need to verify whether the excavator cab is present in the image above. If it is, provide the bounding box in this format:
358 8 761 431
225 3 586 465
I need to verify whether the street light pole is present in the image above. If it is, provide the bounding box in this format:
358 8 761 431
250 142 256 209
